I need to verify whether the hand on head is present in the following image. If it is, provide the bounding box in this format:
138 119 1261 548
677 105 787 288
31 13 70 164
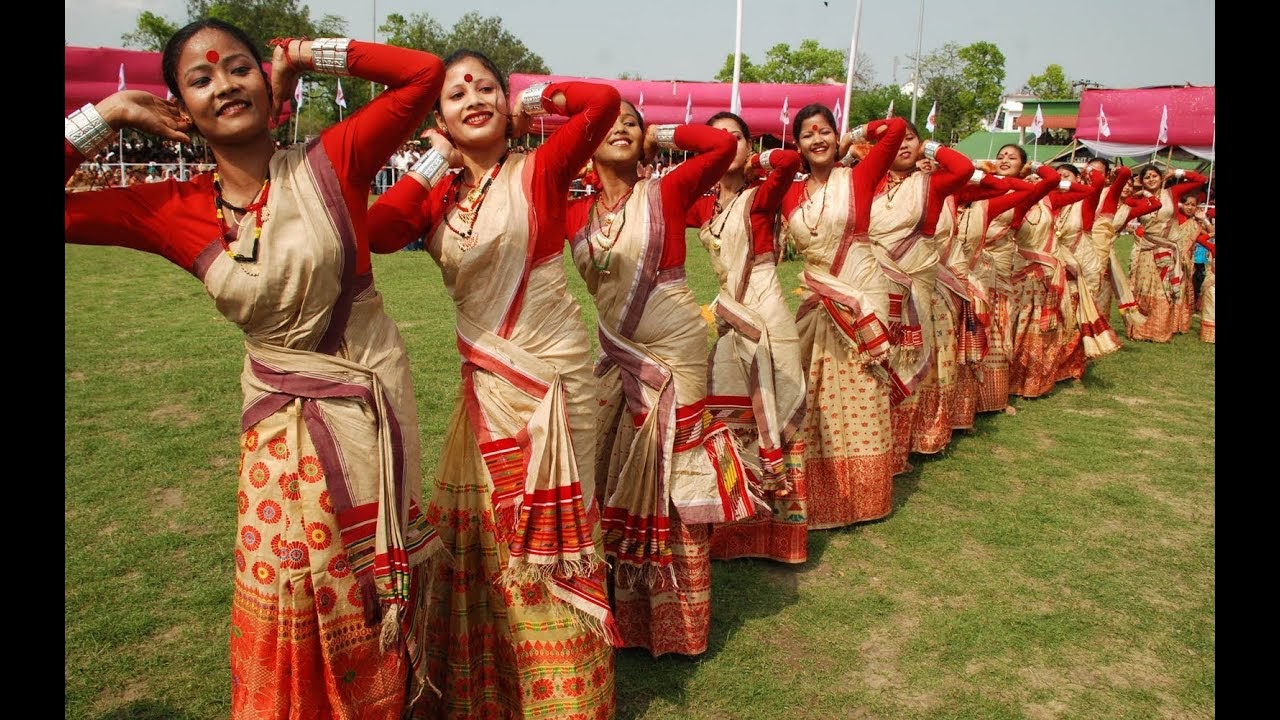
422 128 463 168
268 41 302 124
100 90 193 144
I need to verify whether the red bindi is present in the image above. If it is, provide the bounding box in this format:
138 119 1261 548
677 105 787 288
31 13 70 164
464 73 473 83
206 50 220 63
811 123 819 132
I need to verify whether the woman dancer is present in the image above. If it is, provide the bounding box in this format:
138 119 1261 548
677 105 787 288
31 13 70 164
1127 165 1208 343
866 122 974 461
779 106 907 527
367 52 621 717
65 21 445 716
685 111 809 565
566 101 753 658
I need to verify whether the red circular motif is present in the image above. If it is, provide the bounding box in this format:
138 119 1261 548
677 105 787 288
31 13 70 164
464 73 473 82
206 50 220 63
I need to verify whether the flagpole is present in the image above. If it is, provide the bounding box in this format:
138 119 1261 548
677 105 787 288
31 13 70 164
841 0 865 134
730 0 743 115
909 0 925 124
119 129 126 188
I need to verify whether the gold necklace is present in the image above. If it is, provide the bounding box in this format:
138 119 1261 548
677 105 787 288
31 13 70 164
799 178 828 236
445 153 507 252
882 173 908 208
708 184 747 248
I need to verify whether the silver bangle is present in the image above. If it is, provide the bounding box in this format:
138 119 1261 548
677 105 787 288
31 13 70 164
1174 168 1185 179
519 81 552 117
969 169 986 185
1058 179 1072 192
846 124 868 144
410 149 449 187
758 149 775 173
923 140 942 161
310 38 352 76
65 103 113 158
654 124 677 149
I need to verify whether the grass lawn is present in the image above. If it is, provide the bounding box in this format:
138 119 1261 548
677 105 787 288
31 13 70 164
65 232 1213 720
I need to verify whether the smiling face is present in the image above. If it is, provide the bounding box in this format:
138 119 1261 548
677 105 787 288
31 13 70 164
435 56 508 151
1141 168 1164 192
797 114 838 171
174 28 270 145
891 128 923 173
994 145 1026 177
593 100 644 167
710 117 750 174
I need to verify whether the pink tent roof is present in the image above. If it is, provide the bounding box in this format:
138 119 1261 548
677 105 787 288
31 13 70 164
65 45 292 124
1075 86 1214 148
509 74 844 142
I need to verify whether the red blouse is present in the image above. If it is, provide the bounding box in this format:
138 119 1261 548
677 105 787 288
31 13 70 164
685 148 803 256
368 81 621 263
64 41 445 277
566 123 737 271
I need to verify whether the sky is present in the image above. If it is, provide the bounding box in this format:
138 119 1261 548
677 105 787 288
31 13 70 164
65 0 1215 94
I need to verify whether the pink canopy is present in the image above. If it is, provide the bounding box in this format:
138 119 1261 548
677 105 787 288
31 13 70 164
1075 85 1214 161
509 74 845 143
65 45 291 124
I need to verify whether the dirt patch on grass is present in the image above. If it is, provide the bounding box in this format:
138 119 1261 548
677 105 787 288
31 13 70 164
1113 395 1154 407
150 403 200 428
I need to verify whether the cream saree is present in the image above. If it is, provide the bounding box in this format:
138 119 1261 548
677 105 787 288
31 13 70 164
420 154 616 719
1054 201 1120 371
1199 255 1215 343
700 187 809 564
1091 204 1147 327
1008 200 1067 398
1128 189 1184 343
787 167 897 528
571 178 759 657
199 141 437 717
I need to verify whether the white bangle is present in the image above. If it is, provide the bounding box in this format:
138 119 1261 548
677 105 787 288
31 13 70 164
410 149 449 187
519 81 552 117
1058 179 1072 192
923 140 942 161
969 169 986 185
310 38 352 76
65 103 113 158
838 148 859 168
654 124 677 149
1174 168 1185 179
758 149 775 173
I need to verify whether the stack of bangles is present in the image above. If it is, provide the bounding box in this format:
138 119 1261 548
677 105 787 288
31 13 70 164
65 103 113 158
838 124 868 167
267 37 353 76
410 150 450 188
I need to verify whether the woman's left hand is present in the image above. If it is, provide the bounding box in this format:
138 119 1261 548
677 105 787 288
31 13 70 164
269 40 303 125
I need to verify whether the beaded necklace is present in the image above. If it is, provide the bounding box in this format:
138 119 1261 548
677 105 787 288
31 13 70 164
799 177 828 237
586 186 634 274
213 171 270 267
445 152 507 252
881 173 908 208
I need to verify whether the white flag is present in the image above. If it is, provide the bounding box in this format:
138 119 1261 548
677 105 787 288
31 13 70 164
1028 104 1044 140
925 100 938 133
885 99 894 119
1157 104 1169 144
1098 104 1111 137
685 93 693 124
117 63 126 92
780 96 790 125
165 88 174 102
637 90 645 114
832 98 842 132
294 79 304 111
335 79 346 109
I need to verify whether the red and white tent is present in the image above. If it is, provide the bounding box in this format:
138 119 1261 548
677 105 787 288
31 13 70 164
510 74 843 145
1074 85 1214 162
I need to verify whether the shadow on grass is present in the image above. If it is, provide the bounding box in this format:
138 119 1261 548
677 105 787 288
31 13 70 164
96 701 198 720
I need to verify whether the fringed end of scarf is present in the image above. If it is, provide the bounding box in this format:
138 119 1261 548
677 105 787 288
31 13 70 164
379 603 401 653
613 559 678 593
500 552 603 588
1119 304 1148 326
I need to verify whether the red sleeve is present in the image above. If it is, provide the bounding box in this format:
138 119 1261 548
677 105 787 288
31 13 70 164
1046 180 1093 210
367 171 451 254
1194 233 1215 257
685 194 715 229
850 117 908 232
565 194 593 239
780 178 806 217
922 146 974 235
1081 169 1107 232
314 41 444 274
1168 172 1207 205
749 149 802 255
529 82 622 260
65 140 85 180
1100 165 1132 215
985 185 1031 220
657 124 737 269
1010 173 1062 230
1124 195 1162 219
955 172 1009 206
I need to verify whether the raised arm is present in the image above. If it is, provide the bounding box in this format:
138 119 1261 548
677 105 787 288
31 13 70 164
1099 165 1133 216
1167 169 1209 204
653 123 737 269
849 117 908 232
922 143 975 235
748 148 803 254
1080 168 1107 231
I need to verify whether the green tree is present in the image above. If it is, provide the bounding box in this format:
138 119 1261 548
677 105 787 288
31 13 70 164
716 39 873 88
379 12 447 54
713 54 764 83
445 12 550 76
912 40 1007 142
848 85 910 128
121 11 179 52
1023 63 1078 99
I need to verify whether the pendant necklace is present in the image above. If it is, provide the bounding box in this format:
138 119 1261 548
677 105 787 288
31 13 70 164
445 152 507 252
708 183 747 250
587 186 634 274
800 177 828 237
213 171 271 275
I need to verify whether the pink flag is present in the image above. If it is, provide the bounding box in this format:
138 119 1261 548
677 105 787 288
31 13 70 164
293 78 304 111
925 100 938 133
335 79 346 109
1157 104 1169 144
780 96 790 125
685 93 693 124
832 98 842 132
117 63 126 92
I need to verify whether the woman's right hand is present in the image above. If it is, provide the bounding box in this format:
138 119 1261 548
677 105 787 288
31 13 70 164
95 90 192 144
421 128 462 168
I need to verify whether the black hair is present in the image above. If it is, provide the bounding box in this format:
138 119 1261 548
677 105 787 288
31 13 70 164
162 18 266 103
1055 163 1080 179
996 143 1027 164
707 111 750 141
791 103 835 142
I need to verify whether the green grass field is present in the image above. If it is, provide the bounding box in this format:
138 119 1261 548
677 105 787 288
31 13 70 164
65 233 1214 720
